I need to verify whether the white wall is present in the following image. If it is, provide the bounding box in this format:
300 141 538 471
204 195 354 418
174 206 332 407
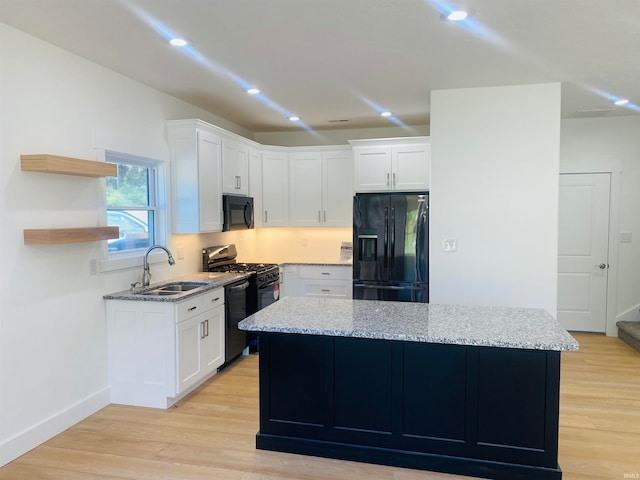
0 23 256 465
255 125 429 147
560 116 640 324
429 84 561 315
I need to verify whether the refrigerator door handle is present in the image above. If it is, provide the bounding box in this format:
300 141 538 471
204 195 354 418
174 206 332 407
390 206 395 271
383 207 389 268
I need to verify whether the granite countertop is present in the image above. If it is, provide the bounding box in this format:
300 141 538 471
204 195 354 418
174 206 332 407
103 272 250 302
239 297 579 351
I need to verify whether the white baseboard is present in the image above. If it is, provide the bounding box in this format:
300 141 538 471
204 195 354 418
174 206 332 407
0 387 110 467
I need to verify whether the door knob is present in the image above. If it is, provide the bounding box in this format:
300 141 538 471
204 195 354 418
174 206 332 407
595 263 607 269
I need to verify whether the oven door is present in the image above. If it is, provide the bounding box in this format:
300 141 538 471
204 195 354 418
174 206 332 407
257 279 280 311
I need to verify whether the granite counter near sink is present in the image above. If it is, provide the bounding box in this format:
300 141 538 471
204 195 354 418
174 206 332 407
240 297 577 480
103 272 250 302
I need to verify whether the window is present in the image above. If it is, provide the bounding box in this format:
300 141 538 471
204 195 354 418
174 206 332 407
106 151 159 254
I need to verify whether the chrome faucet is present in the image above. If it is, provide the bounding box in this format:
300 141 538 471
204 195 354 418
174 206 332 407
142 245 176 287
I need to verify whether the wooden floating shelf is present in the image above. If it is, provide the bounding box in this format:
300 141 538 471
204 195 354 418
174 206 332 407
21 154 117 177
24 227 120 245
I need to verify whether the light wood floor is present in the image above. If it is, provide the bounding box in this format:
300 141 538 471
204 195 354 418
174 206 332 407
1 333 638 480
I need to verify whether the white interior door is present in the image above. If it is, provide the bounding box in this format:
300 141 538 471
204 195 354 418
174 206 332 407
557 173 610 332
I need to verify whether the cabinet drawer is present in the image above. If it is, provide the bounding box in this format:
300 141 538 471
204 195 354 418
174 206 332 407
202 288 224 311
300 282 350 298
176 296 204 323
299 265 352 280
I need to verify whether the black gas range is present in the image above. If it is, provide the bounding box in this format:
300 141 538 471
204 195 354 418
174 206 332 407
202 244 280 315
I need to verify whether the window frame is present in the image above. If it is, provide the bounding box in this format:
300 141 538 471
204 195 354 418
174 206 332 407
102 150 167 271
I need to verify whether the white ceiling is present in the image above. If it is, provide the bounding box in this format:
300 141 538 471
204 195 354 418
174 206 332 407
1 0 638 132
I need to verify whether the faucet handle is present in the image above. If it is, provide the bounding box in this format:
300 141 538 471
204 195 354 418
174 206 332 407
130 281 142 292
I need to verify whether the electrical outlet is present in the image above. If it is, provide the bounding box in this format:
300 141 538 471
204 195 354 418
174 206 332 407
176 246 184 260
443 239 457 252
620 232 633 243
89 258 98 275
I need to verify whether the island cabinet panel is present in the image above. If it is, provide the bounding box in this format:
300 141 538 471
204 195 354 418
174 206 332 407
333 338 393 434
265 333 326 428
402 342 467 442
257 332 562 480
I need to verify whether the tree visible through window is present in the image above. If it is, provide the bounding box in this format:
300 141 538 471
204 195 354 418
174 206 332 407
106 152 157 253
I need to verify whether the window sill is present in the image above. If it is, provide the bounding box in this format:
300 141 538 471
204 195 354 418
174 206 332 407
101 249 170 273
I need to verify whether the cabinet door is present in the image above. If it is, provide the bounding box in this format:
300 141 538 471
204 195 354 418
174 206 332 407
197 131 223 231
248 147 263 227
262 151 289 226
392 144 430 191
201 304 225 373
222 140 249 196
280 265 299 297
323 151 353 226
289 152 323 226
176 315 204 393
353 146 392 192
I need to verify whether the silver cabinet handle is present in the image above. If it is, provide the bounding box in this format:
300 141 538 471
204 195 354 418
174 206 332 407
318 210 321 223
595 263 607 269
212 297 220 303
264 211 268 223
393 172 396 186
321 272 330 276
205 319 209 337
324 211 327 223
238 176 241 189
386 172 390 186
188 306 197 311
200 321 206 339
321 289 331 293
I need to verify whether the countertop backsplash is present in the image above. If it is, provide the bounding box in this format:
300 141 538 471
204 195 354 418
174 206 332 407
205 227 353 265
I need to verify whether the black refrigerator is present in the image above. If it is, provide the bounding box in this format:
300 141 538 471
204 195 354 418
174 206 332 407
353 193 429 302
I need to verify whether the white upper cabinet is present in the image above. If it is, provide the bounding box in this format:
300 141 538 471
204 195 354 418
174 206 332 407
351 137 430 192
261 149 289 227
289 148 353 227
222 138 249 196
248 146 264 227
168 120 223 233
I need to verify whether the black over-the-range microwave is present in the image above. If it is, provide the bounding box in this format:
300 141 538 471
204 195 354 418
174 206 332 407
222 194 254 231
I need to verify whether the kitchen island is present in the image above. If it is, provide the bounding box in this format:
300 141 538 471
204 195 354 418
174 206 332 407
239 297 578 480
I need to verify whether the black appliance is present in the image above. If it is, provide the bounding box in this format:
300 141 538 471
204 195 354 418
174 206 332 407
223 194 254 231
353 192 429 302
203 244 280 353
223 279 250 364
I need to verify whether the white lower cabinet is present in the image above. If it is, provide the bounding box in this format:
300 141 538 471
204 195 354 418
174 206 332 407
106 288 225 408
176 304 225 394
281 264 352 299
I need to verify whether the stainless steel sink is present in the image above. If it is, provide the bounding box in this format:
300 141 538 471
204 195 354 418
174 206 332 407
138 282 208 296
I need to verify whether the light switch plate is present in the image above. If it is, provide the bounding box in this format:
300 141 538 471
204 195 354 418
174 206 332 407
620 232 632 243
443 239 457 252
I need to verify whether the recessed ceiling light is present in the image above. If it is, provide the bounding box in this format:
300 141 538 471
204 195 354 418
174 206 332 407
380 111 393 117
289 116 300 122
447 10 468 21
614 98 629 106
246 88 260 95
169 38 189 47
